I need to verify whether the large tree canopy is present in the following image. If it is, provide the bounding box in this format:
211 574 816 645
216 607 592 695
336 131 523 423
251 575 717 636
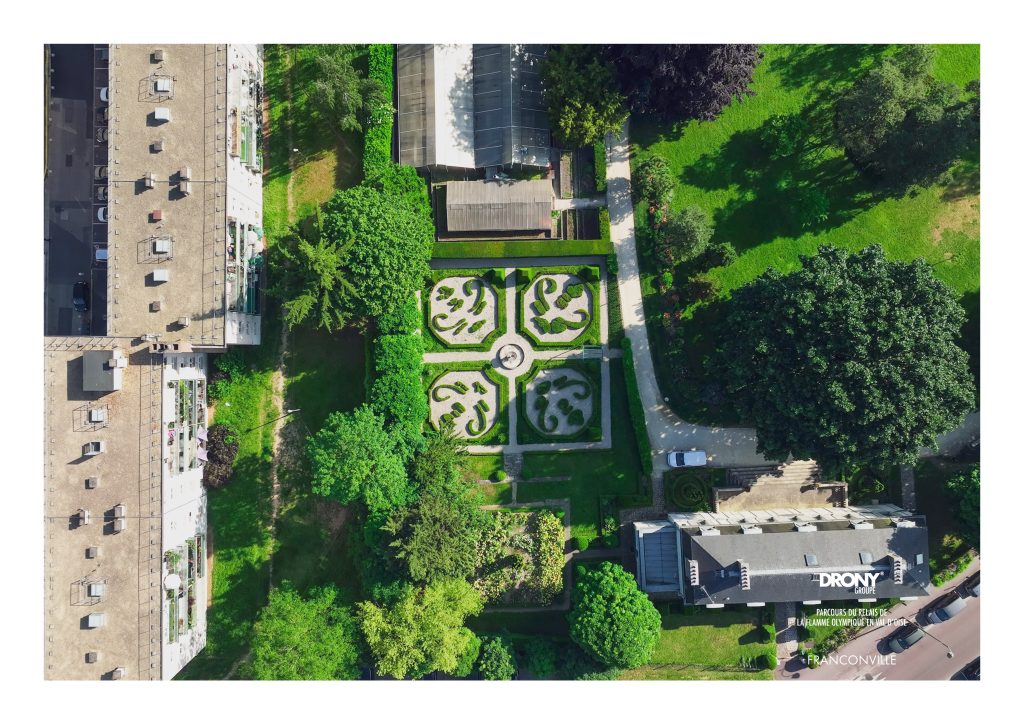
604 44 761 120
357 579 484 680
274 165 434 331
833 45 979 187
310 46 392 137
306 405 415 514
540 45 628 148
568 562 661 669
477 636 517 680
718 244 975 470
246 584 361 680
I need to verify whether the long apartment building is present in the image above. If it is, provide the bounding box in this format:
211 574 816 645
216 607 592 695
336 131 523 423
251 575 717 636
43 44 264 680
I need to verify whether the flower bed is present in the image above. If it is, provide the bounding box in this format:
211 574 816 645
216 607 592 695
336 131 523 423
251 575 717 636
475 509 565 607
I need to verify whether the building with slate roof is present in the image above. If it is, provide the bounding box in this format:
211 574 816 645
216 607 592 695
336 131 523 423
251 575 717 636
634 505 931 607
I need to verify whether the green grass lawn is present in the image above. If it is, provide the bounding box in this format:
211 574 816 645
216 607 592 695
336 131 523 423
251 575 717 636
518 359 648 550
284 325 367 434
465 453 505 481
620 609 774 680
631 44 980 425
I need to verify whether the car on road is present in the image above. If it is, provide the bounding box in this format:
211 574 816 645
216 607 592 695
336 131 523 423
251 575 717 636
667 450 707 468
952 656 980 681
72 281 90 313
961 571 980 597
925 591 969 625
887 623 925 654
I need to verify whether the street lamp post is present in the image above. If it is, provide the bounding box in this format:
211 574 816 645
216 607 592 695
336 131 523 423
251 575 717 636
906 618 955 659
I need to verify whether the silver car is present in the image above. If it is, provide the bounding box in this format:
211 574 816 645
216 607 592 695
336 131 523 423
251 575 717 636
667 450 707 468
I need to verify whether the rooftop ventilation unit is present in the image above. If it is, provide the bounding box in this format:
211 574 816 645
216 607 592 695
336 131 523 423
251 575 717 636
86 546 100 559
86 613 106 629
804 554 818 567
113 518 127 533
155 78 172 93
153 107 171 122
85 477 98 490
111 666 126 680
850 520 873 530
88 582 106 598
143 172 156 189
89 408 107 423
180 166 192 181
738 560 751 591
150 301 162 312
179 181 192 196
177 316 191 328
150 209 163 222
85 652 99 664
110 350 128 368
153 237 171 254
151 269 170 283
794 522 817 533
77 509 91 526
740 525 762 535
83 441 105 456
891 556 905 584
859 551 873 565
113 504 126 519
697 526 721 536
152 139 164 153
687 560 699 586
152 49 165 62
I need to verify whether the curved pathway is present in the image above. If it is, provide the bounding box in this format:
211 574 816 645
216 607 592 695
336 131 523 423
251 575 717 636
604 122 770 489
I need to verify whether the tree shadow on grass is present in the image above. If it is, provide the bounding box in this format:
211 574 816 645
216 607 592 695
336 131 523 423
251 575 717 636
681 120 883 252
770 44 891 93
959 289 979 398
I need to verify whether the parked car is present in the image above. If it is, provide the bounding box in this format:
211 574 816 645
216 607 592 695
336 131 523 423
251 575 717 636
962 571 980 597
887 623 925 654
952 657 980 681
94 165 107 180
99 86 109 102
667 450 707 468
96 206 108 223
72 281 90 313
926 591 969 625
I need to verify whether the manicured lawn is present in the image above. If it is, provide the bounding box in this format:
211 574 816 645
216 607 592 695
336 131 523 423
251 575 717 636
284 325 367 434
518 359 648 550
479 482 514 505
631 44 980 426
465 454 505 482
620 609 774 680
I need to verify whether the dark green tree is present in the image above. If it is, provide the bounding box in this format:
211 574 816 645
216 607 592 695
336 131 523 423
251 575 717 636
833 45 979 187
568 562 661 669
357 579 484 680
718 244 975 470
633 154 675 207
604 44 761 120
274 166 434 331
522 637 557 679
541 45 628 147
306 405 415 514
477 636 517 680
246 583 360 680
655 205 714 266
945 464 980 549
310 46 392 137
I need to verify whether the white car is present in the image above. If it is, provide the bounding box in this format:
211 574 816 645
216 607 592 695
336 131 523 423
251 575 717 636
667 450 707 468
96 206 108 223
99 87 109 103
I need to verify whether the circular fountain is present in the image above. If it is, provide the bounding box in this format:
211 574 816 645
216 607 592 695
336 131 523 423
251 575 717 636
497 343 525 370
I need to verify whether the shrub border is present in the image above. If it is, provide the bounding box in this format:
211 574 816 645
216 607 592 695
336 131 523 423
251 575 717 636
621 338 653 474
516 266 602 349
516 359 603 445
423 361 510 446
433 239 612 259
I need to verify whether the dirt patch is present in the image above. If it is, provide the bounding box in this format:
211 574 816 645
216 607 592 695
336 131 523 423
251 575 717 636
931 194 979 244
314 498 352 538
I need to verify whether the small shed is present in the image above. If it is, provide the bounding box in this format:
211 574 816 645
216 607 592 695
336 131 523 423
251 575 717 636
444 179 552 233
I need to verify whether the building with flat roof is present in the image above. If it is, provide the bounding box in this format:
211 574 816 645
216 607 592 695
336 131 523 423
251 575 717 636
101 44 263 347
398 44 551 171
444 179 553 233
634 505 930 607
42 43 261 680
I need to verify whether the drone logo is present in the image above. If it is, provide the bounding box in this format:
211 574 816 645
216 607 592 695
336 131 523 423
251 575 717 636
818 572 881 595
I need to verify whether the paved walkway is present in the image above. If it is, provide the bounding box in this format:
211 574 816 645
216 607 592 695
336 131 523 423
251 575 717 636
604 123 771 502
553 195 607 211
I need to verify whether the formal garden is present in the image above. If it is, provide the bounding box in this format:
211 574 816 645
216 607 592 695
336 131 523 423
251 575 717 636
421 263 609 451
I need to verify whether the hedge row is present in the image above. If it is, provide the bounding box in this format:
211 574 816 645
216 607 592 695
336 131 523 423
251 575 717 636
594 139 607 193
370 321 428 447
598 207 611 244
433 239 613 259
621 338 654 474
364 44 394 180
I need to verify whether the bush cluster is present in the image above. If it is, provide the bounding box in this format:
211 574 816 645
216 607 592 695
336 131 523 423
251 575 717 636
202 424 239 489
370 327 427 447
363 44 394 179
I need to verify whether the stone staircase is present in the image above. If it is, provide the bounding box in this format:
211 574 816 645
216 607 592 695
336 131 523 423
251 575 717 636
727 460 823 488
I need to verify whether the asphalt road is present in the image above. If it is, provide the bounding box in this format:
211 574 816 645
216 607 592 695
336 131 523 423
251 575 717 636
788 557 980 681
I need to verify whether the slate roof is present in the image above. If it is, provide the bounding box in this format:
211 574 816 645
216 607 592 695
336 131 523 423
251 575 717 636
444 179 552 232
